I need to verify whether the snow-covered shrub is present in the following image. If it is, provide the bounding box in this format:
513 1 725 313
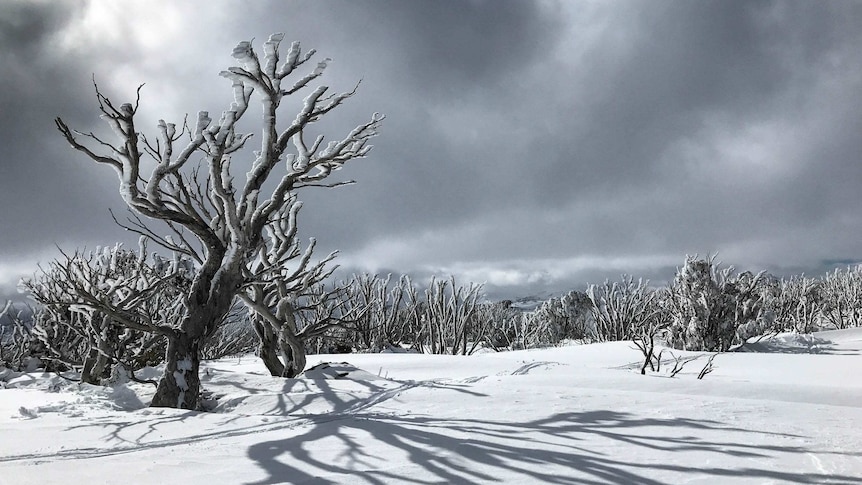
0 301 34 371
762 274 823 333
473 300 525 351
665 256 773 352
587 276 660 342
340 274 410 352
819 266 862 330
20 243 192 384
420 276 483 355
528 290 595 346
335 275 486 355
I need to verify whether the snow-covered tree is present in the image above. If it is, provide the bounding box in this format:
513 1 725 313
422 276 483 355
819 266 862 330
587 276 660 343
246 274 365 378
0 301 34 371
665 256 772 352
342 273 409 352
531 290 595 344
757 274 821 333
473 300 524 351
55 34 382 408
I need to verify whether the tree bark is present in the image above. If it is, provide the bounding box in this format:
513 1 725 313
151 332 201 409
81 347 100 385
279 328 306 378
255 321 286 377
254 317 307 378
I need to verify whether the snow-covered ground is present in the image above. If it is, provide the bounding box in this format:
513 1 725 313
2 329 861 484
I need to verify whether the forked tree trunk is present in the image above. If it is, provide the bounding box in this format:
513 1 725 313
151 332 201 409
254 319 308 378
149 259 242 409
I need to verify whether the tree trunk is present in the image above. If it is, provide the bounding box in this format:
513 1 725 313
81 334 112 385
150 332 201 409
255 320 286 377
253 319 307 378
279 328 306 378
429 317 437 355
81 347 100 385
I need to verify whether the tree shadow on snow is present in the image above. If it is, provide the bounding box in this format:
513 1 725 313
737 334 859 355
246 409 862 485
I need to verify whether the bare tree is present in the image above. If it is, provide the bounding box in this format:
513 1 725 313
55 34 382 408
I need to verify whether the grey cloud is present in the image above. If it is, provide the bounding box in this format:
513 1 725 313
2 0 862 303
0 1 128 255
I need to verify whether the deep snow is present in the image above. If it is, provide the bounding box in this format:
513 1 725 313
1 329 861 484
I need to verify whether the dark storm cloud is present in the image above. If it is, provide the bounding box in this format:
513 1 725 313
0 0 127 253
283 0 570 239
482 1 862 274
329 0 565 97
0 0 147 301
176 0 572 256
2 0 862 302
535 1 850 197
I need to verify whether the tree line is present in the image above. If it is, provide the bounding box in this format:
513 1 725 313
3 253 861 387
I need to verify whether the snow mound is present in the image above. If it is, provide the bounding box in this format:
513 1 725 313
739 329 861 355
2 377 147 420
740 333 837 354
303 362 392 381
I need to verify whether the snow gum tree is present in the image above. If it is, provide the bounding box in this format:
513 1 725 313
665 256 772 352
55 34 383 408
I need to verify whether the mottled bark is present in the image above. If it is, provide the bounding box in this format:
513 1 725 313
252 304 308 378
279 327 306 379
255 320 285 377
151 332 201 409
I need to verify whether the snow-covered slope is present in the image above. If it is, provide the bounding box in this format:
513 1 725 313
2 329 861 484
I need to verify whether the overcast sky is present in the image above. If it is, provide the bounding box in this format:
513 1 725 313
2 0 862 301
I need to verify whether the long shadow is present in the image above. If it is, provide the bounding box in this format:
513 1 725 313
246 410 862 485
7 366 858 484
207 363 492 416
0 374 487 467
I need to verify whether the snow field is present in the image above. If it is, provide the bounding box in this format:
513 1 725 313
1 329 861 484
